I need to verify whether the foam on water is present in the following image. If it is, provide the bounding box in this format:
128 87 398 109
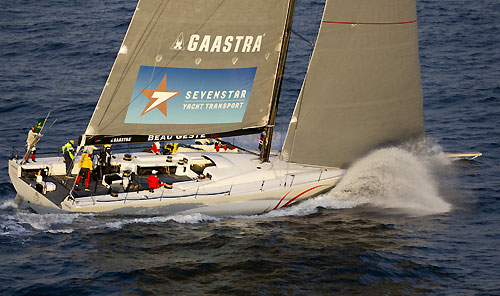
1 216 30 236
46 229 75 234
16 212 89 231
0 211 88 235
0 211 221 235
0 199 19 211
96 213 220 230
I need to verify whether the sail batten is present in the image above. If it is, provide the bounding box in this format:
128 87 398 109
86 0 293 140
281 0 424 168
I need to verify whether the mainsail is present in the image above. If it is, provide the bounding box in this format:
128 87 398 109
282 0 424 168
85 0 294 145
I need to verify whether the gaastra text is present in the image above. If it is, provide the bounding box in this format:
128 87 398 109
187 34 263 53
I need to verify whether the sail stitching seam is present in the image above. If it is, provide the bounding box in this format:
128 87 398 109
322 20 417 25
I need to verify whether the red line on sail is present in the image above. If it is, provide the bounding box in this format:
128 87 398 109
322 20 417 25
274 190 292 210
281 185 328 208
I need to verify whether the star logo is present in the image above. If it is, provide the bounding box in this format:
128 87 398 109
140 75 182 117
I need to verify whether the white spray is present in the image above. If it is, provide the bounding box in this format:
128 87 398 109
264 141 454 218
330 146 452 214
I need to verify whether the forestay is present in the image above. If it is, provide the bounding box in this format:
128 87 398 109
86 0 293 145
282 0 424 168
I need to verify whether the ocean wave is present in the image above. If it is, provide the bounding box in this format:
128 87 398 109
0 210 221 236
0 198 18 211
15 212 87 231
93 213 221 230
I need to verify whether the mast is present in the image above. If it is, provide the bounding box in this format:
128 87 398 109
260 0 297 162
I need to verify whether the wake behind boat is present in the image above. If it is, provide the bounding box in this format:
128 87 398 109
9 0 446 215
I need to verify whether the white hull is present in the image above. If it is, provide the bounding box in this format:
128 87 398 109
9 160 64 214
9 152 344 216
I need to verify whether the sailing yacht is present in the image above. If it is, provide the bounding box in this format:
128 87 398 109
9 0 426 215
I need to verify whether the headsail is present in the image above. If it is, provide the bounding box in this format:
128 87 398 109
85 0 294 145
282 0 424 168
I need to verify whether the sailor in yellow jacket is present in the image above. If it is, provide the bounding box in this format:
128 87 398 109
62 140 75 176
76 153 93 191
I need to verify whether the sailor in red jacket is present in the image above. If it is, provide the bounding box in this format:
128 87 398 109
148 170 163 192
150 142 161 154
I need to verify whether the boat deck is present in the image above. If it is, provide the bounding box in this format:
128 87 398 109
11 151 345 214
21 173 192 208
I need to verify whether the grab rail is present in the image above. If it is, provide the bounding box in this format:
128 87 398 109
76 169 339 205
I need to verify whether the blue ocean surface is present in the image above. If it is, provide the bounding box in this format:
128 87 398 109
1 0 499 295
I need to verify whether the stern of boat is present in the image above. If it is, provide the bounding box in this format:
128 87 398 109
8 159 67 214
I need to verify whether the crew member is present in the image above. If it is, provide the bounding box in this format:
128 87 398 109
35 169 45 193
148 170 163 192
104 144 112 164
25 125 43 162
163 143 177 155
62 140 75 176
76 152 93 191
258 131 266 150
85 145 98 157
100 144 112 174
122 170 140 192
87 145 100 170
150 142 161 154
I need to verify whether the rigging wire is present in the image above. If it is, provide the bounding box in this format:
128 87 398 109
285 0 326 167
48 0 112 118
44 0 126 197
18 0 111 161
283 0 325 174
291 29 314 47
15 0 110 128
28 0 111 145
289 0 324 51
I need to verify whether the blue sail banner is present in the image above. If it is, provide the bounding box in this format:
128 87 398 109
124 66 256 124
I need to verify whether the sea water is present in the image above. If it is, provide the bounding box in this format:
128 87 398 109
0 0 499 294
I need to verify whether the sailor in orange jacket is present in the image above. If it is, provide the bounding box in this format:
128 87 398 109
76 153 93 191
